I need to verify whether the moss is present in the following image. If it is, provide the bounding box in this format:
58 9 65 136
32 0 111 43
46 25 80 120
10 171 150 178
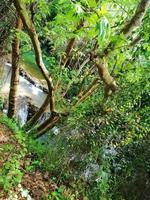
21 51 44 80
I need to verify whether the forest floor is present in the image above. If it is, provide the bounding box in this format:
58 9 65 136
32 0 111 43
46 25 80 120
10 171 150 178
0 121 57 200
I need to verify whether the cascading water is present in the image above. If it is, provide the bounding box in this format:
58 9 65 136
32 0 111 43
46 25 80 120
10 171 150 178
0 63 47 107
18 104 28 126
17 96 29 126
0 62 48 125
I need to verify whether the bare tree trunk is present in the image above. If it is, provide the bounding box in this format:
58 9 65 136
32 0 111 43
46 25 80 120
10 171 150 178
7 15 22 118
13 0 55 113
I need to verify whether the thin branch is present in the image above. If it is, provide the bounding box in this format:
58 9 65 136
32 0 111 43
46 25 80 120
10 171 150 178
78 65 95 95
73 78 99 108
62 57 90 98
24 95 49 129
112 0 129 15
61 19 84 66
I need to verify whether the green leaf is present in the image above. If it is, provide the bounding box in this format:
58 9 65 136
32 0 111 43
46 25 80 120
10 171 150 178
96 17 109 40
87 0 97 8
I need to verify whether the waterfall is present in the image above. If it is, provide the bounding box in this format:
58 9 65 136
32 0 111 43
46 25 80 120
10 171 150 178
0 62 51 128
17 96 29 126
0 63 47 108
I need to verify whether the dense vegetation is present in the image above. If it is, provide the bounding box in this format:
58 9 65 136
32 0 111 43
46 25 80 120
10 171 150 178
0 0 150 199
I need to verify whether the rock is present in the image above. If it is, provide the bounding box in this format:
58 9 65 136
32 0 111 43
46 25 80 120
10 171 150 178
27 102 38 121
19 67 48 94
81 163 100 182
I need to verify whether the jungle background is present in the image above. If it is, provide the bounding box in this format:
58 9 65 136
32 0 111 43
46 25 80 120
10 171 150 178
0 0 150 199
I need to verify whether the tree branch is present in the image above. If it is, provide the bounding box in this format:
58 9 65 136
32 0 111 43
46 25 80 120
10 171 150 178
94 0 150 95
33 113 61 138
24 95 49 129
96 58 117 95
61 19 84 66
121 0 150 37
73 78 99 107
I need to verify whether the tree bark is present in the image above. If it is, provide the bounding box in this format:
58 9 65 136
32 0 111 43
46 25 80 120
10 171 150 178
13 0 55 113
60 19 84 66
120 0 150 37
96 59 117 96
7 15 22 118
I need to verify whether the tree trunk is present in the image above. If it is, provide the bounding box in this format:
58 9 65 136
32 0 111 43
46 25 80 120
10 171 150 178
7 15 22 118
13 0 55 113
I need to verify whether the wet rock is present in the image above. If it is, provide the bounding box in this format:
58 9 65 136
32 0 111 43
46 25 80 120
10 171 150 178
27 103 38 121
38 112 51 125
81 163 100 182
19 67 48 94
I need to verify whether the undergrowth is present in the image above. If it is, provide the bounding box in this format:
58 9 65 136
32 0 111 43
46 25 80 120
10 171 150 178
0 114 27 193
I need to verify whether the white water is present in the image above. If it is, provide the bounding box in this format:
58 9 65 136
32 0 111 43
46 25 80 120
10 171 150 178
0 63 47 108
0 63 49 126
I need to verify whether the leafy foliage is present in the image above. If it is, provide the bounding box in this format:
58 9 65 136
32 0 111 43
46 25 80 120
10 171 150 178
0 115 27 192
1 0 150 199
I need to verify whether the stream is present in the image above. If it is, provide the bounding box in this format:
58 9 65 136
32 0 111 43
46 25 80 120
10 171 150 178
0 62 48 125
0 63 47 107
0 61 116 181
